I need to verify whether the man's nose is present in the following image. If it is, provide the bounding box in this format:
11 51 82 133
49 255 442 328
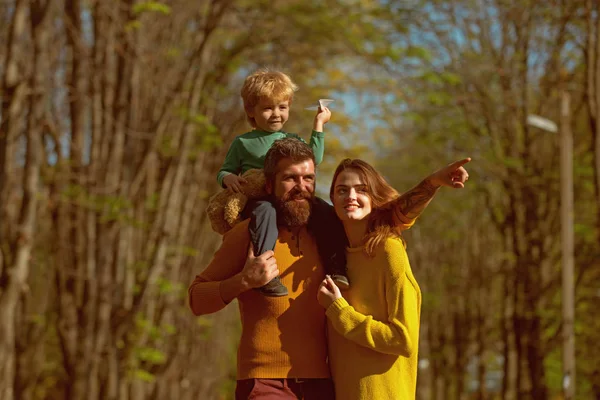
298 178 311 190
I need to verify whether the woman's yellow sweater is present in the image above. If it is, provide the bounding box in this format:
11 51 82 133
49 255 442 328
326 237 422 400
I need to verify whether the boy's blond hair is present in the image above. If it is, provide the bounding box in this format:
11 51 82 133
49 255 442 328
241 68 299 127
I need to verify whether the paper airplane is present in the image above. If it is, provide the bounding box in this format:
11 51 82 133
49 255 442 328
526 115 557 133
305 99 334 111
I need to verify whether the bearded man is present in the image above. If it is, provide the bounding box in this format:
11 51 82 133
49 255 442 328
188 138 470 399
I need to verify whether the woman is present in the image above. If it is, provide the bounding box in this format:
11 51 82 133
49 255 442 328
317 159 423 400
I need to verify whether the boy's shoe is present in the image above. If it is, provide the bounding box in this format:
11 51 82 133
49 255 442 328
331 274 350 290
256 276 289 297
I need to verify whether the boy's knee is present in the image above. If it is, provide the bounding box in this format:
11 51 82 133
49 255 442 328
252 200 276 216
250 200 277 224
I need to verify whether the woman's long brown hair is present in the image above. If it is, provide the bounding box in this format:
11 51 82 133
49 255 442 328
329 159 404 256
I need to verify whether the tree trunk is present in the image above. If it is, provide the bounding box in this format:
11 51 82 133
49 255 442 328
586 0 600 245
0 1 46 398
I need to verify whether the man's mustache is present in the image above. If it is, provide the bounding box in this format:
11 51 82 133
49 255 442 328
283 189 312 202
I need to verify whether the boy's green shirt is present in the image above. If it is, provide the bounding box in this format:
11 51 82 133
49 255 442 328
217 129 325 187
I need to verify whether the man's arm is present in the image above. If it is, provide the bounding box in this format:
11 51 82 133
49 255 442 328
392 158 471 223
188 222 280 315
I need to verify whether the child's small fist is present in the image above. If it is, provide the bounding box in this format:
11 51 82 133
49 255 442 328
313 107 331 132
223 174 247 193
316 106 331 124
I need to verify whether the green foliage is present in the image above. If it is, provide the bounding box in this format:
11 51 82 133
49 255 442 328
198 189 211 200
177 108 224 155
144 193 159 211
60 184 141 225
405 46 432 61
100 195 134 223
196 316 213 340
125 20 141 31
133 369 156 383
135 313 177 342
167 245 199 258
132 1 171 16
440 71 462 86
157 134 178 157
135 347 166 365
155 277 185 296
543 348 563 393
419 71 445 85
426 91 453 106
574 223 595 243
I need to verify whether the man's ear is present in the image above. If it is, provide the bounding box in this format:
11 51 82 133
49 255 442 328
265 180 273 195
245 105 254 118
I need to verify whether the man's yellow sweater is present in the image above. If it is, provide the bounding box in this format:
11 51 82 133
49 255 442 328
188 220 330 379
326 237 422 400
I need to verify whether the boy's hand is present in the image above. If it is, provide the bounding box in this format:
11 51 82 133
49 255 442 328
313 106 331 132
223 173 247 193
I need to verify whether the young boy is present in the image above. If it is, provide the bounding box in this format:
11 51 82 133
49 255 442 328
215 68 350 296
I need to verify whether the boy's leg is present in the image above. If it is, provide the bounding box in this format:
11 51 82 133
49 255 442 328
308 198 350 289
244 199 288 297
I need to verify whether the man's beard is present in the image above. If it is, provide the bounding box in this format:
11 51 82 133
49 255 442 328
275 188 313 228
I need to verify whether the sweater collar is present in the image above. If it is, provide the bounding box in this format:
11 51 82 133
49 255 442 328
253 128 284 135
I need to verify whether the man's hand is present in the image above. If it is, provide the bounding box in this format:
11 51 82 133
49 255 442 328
313 106 331 132
240 246 279 289
317 275 342 309
427 158 471 189
219 246 279 303
223 173 248 193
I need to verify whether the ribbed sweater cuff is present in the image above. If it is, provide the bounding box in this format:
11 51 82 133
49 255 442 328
326 297 350 319
217 172 231 188
189 281 227 314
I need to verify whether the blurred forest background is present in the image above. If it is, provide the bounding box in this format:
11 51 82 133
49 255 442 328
0 0 599 399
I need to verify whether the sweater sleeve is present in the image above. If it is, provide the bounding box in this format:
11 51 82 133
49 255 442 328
285 131 325 165
188 222 251 315
325 246 419 357
217 138 243 187
308 130 324 165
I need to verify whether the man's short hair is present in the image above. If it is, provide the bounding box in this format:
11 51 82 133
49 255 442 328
240 68 298 127
264 139 316 185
